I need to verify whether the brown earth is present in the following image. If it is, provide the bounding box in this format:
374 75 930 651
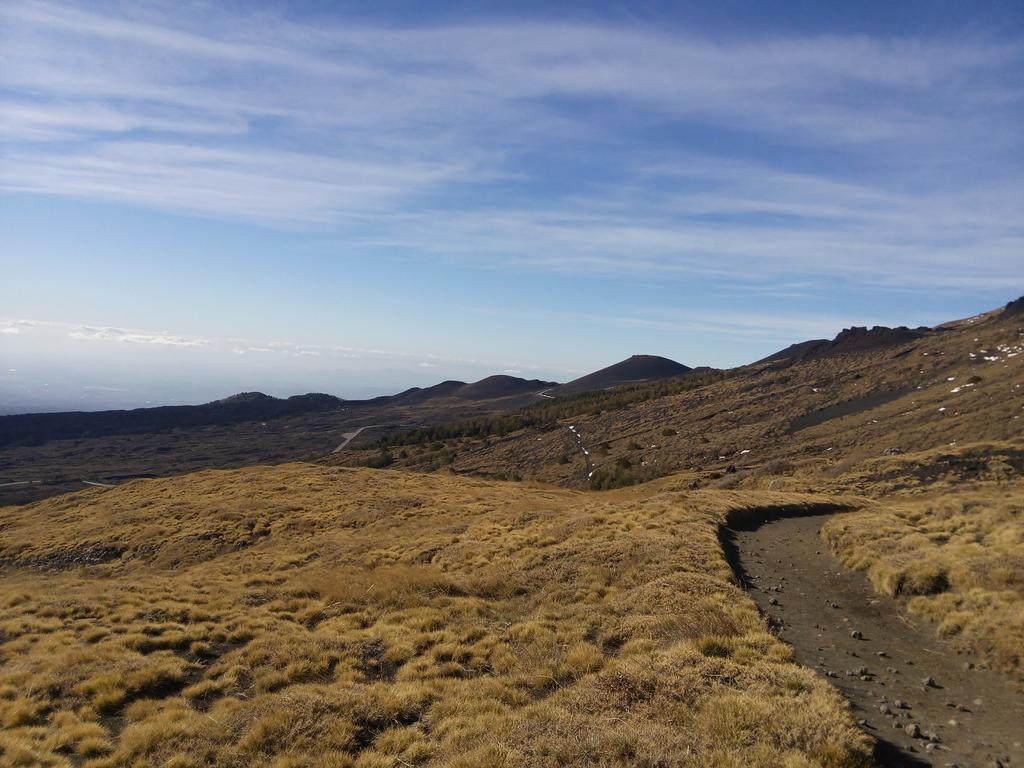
729 511 1024 767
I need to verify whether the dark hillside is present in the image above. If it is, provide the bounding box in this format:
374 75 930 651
387 381 467 406
555 354 692 396
455 375 555 400
804 325 930 359
755 339 828 364
0 392 344 449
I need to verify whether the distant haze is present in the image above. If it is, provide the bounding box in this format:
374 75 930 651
0 320 576 412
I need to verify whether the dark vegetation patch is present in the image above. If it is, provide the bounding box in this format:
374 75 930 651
787 387 915 433
371 369 729 448
0 393 344 449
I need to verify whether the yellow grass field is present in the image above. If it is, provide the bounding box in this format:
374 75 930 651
0 465 870 768
823 483 1024 682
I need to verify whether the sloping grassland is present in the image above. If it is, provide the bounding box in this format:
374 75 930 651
823 472 1024 683
0 465 869 767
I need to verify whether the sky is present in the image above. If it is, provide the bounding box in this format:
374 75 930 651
1 0 1023 412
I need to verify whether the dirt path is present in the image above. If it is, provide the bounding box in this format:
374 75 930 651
331 425 386 453
726 512 1024 767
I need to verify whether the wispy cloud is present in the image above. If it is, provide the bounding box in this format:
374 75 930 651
1 320 38 335
364 168 1024 290
460 301 927 346
67 326 209 347
1 0 1021 290
0 316 568 376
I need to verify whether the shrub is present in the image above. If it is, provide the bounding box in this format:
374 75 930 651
697 637 733 658
759 458 795 476
363 450 394 469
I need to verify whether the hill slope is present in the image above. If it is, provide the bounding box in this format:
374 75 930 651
803 325 930 359
758 325 930 364
454 374 555 400
339 299 1023 491
0 392 345 449
755 338 828 364
389 375 556 405
0 465 870 767
555 354 692 396
387 380 467 406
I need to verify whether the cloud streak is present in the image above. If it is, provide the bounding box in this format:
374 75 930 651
1 0 1021 291
67 326 209 347
0 316 568 376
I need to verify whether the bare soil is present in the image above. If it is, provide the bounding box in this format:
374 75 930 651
727 512 1024 767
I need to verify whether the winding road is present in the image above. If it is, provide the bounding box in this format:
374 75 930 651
727 511 1024 767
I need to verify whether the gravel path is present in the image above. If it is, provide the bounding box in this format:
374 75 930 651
727 512 1024 767
331 425 386 453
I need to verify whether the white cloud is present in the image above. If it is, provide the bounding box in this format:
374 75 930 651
68 326 208 347
4 315 561 375
0 1 1020 290
120 333 207 347
1 320 38 335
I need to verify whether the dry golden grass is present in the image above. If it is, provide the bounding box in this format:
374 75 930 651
823 482 1024 680
0 464 870 767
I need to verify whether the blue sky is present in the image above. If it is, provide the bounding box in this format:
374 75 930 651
1 0 1022 411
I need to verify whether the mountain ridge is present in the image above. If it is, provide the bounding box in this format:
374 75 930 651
760 325 932 364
